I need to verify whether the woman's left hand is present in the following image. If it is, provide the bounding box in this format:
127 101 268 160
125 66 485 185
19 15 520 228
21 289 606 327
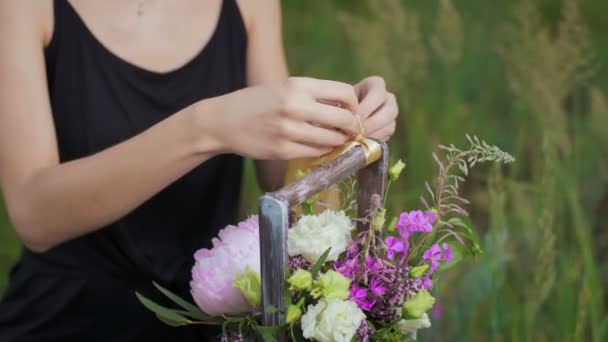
353 76 399 141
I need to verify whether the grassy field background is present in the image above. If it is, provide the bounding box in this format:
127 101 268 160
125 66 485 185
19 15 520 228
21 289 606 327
1 0 607 341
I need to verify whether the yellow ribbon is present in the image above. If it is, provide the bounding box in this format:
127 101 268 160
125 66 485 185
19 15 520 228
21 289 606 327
284 115 382 186
311 115 382 167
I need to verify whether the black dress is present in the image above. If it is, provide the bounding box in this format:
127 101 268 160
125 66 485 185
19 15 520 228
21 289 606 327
0 0 246 341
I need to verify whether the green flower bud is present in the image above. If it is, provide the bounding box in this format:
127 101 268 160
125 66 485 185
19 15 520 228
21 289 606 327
387 216 398 234
313 270 350 300
232 266 261 307
410 264 430 278
389 160 406 181
403 290 435 319
286 304 302 324
288 269 313 291
372 208 386 232
472 242 484 256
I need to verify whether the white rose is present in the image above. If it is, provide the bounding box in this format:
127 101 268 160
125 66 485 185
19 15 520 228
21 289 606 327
288 209 354 263
301 299 366 342
395 313 431 339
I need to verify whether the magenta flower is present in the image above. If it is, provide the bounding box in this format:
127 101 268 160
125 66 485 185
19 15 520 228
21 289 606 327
346 243 361 257
335 257 360 280
350 285 367 301
349 285 376 311
396 210 436 240
365 256 382 271
190 216 260 316
385 236 406 260
422 276 433 289
442 243 453 261
422 244 442 273
422 243 453 275
370 277 387 296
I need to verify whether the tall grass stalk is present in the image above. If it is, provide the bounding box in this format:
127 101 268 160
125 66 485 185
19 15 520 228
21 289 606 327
342 0 606 341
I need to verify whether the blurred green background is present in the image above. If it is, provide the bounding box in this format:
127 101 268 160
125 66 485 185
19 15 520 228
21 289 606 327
2 0 607 341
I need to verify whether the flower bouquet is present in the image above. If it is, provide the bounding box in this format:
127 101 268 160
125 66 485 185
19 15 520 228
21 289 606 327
137 135 514 341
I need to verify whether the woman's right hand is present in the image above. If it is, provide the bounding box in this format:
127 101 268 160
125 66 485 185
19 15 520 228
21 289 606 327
199 77 360 160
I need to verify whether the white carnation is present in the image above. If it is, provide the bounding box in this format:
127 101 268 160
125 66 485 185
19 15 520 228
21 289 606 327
395 313 431 337
301 299 365 342
288 209 354 263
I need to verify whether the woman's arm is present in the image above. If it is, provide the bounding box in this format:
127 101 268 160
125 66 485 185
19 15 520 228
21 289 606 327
0 2 224 252
0 1 358 252
241 0 290 192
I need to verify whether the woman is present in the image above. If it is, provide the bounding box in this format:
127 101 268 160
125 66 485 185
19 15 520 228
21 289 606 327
0 0 398 341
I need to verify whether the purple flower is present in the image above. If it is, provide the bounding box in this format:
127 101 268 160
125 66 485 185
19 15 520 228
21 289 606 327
368 266 426 322
365 256 382 271
423 244 442 273
422 276 433 289
335 257 360 279
350 285 368 301
370 277 387 296
346 243 361 258
442 243 453 261
356 320 374 342
288 255 312 271
422 243 453 275
350 285 376 311
396 210 436 240
359 300 375 311
385 236 406 260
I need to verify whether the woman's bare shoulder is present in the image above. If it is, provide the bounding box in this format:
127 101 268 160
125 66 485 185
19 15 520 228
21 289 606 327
0 0 53 47
236 0 281 35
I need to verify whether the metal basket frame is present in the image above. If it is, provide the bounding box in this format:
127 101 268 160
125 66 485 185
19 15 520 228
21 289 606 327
258 141 389 341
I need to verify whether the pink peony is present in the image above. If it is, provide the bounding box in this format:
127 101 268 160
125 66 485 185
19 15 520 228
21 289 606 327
190 216 261 316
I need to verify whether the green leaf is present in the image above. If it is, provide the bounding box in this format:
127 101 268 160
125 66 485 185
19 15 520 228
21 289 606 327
259 331 277 342
437 241 469 273
222 319 229 336
152 282 213 321
256 325 283 342
290 321 306 341
310 247 331 278
447 217 471 229
302 201 314 215
221 317 245 337
135 292 191 325
447 217 480 242
156 315 187 327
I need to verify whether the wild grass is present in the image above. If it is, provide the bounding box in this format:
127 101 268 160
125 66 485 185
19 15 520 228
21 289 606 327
339 0 607 340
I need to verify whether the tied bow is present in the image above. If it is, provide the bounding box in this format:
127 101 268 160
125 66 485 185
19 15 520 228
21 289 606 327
312 114 382 167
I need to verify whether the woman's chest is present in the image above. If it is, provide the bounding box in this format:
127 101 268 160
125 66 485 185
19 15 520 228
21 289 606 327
64 0 225 74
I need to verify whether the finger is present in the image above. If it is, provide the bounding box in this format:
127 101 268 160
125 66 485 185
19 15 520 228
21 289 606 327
358 89 387 121
292 77 359 113
368 121 396 142
362 93 398 134
276 141 332 160
282 120 348 147
354 76 385 97
357 78 387 120
289 100 358 134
